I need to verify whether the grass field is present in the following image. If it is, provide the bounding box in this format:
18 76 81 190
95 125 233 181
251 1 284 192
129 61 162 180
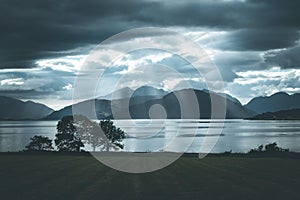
0 153 300 200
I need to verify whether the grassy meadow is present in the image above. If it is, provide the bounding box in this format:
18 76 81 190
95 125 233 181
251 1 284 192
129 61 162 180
0 152 300 200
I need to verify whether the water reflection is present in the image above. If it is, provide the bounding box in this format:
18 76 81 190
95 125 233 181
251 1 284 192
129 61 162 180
0 120 300 153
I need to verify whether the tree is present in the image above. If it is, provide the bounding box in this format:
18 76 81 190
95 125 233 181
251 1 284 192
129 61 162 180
54 116 125 152
76 119 125 152
81 121 105 151
257 144 263 152
25 135 54 151
249 142 289 154
99 120 125 151
265 142 289 152
55 115 85 152
265 142 280 152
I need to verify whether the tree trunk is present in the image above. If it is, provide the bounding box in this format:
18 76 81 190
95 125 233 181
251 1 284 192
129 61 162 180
106 141 109 152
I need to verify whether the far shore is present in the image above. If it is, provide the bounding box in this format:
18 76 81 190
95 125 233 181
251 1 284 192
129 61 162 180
1 150 299 158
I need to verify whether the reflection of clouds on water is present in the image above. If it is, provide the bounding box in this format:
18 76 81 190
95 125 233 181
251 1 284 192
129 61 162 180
1 120 300 153
178 133 226 138
0 121 57 152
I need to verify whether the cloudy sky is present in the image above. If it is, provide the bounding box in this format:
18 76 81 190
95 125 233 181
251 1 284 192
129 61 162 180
1 0 300 110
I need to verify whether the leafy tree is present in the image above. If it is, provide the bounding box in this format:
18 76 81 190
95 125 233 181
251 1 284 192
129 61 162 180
25 135 54 151
77 118 125 152
265 142 289 152
82 121 105 151
55 115 85 152
249 142 289 154
257 144 263 152
265 142 280 152
54 116 125 152
99 120 125 151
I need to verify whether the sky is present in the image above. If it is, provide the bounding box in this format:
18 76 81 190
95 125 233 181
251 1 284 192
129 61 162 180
1 0 300 110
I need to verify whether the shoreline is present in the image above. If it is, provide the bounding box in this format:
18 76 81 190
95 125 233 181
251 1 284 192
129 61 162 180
1 151 299 159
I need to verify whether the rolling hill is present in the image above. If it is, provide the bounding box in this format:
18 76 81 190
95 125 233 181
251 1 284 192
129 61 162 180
245 92 300 114
46 99 112 120
128 89 255 119
0 96 53 120
46 88 256 120
98 87 134 100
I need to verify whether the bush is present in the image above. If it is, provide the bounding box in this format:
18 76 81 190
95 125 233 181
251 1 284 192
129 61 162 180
25 135 54 151
249 142 289 154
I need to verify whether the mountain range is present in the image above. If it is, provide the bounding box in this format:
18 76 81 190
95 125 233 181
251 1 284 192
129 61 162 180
47 86 168 120
245 92 300 114
46 86 255 120
0 96 53 120
99 86 168 100
128 89 255 119
1 86 300 120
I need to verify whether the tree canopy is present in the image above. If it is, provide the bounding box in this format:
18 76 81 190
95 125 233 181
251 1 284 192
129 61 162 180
55 115 85 152
54 115 125 152
25 135 54 151
99 120 126 151
249 142 289 154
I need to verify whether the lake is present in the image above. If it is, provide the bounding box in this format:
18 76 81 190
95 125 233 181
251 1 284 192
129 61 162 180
1 119 300 153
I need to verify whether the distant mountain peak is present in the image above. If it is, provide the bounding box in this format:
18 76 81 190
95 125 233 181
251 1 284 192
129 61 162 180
136 85 164 90
98 87 134 100
246 92 300 114
45 87 257 120
270 92 289 97
0 96 53 120
132 85 168 97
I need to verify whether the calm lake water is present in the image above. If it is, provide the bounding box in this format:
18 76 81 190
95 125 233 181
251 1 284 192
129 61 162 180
1 119 300 153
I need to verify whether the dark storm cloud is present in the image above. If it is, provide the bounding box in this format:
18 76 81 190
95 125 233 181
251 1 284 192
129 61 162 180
0 0 146 68
214 29 300 51
264 44 300 69
1 0 300 69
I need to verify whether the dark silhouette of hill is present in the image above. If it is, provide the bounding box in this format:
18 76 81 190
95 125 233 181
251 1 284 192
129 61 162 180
46 88 256 120
99 86 168 100
128 86 168 108
46 99 112 120
0 96 53 120
132 86 168 97
46 95 166 120
249 108 300 120
245 92 300 114
46 86 169 120
128 89 255 119
99 87 134 100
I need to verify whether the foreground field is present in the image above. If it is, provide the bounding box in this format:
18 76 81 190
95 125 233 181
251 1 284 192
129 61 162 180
0 153 300 200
